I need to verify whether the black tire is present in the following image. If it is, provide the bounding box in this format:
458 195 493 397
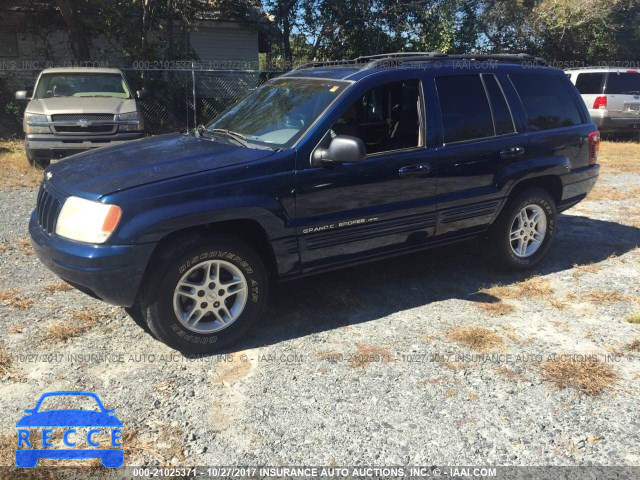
25 144 50 169
141 234 268 353
489 188 557 271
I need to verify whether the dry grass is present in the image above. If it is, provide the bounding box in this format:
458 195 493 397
348 343 395 368
43 281 74 293
44 308 105 341
540 356 618 396
0 346 11 376
214 353 251 383
627 338 640 352
477 301 515 316
495 366 527 382
17 237 34 255
478 276 553 301
549 298 570 310
626 312 640 324
0 288 34 310
447 325 504 352
0 140 43 188
8 325 23 334
0 433 14 466
599 140 640 174
584 289 634 304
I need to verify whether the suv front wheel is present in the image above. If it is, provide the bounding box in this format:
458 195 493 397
141 234 268 353
491 188 557 270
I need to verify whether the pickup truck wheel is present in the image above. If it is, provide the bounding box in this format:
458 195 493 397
491 188 557 270
141 235 268 353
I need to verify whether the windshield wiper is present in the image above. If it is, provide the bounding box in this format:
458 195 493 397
210 128 249 147
194 124 212 139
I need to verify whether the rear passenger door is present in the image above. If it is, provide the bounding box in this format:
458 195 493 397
430 72 524 236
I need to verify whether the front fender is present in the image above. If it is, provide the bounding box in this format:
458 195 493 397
496 156 570 191
115 195 289 244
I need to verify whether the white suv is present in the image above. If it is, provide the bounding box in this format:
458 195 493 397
566 67 640 136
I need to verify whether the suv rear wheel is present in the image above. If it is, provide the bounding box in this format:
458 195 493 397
141 234 268 353
490 188 557 270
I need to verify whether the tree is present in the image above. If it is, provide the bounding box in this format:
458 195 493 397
54 0 92 61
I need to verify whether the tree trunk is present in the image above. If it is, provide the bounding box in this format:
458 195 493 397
55 0 91 61
280 1 293 65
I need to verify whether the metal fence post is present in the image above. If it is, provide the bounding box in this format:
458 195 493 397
191 61 197 130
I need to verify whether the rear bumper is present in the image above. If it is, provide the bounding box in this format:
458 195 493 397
26 132 144 158
29 212 155 307
592 116 640 133
558 164 599 212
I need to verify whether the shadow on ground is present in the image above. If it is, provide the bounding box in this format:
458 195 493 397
126 214 640 353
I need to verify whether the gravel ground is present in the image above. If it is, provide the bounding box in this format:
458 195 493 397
1 145 640 469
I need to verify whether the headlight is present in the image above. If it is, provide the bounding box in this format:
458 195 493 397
25 113 51 134
55 196 122 244
117 111 143 131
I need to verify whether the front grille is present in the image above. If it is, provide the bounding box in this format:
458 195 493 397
36 185 62 234
54 125 115 133
51 113 115 122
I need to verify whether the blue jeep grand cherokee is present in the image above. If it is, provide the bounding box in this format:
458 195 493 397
30 53 600 353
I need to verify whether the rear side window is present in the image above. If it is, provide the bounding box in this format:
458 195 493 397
436 74 494 143
482 74 515 135
606 72 640 94
575 73 605 94
509 73 583 131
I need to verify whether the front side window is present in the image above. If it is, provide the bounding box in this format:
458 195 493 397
208 78 349 148
509 73 583 131
575 73 605 94
436 74 494 143
34 73 131 99
329 79 422 154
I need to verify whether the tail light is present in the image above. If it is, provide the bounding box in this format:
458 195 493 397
588 131 600 165
593 96 607 109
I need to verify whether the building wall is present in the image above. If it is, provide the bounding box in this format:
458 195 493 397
189 22 259 66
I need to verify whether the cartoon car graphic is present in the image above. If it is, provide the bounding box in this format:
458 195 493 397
15 391 123 468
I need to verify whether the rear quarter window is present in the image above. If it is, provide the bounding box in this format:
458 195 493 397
575 73 605 94
509 73 584 131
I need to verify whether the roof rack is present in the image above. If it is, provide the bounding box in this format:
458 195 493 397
293 52 546 71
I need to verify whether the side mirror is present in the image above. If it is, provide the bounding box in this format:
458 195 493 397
136 88 149 100
312 135 366 165
15 90 30 100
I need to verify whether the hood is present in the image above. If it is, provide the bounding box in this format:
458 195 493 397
26 97 137 116
46 133 276 198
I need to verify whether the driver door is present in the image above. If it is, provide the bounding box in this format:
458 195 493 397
294 76 439 272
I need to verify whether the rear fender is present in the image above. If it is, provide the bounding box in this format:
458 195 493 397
496 156 570 192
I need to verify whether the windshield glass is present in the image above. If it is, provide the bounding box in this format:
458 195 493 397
206 78 350 148
34 73 131 99
606 72 640 94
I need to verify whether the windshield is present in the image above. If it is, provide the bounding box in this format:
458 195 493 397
37 395 101 412
606 72 640 94
34 73 131 99
206 78 350 148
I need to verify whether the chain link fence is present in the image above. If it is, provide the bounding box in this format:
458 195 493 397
0 67 285 140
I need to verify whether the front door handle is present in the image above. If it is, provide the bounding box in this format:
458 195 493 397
399 163 432 178
500 146 525 159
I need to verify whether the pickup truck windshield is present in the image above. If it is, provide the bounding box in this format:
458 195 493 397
34 73 131 99
207 78 349 148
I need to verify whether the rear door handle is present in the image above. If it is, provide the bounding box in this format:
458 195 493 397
499 146 525 159
399 163 432 178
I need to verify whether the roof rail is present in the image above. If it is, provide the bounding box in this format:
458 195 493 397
293 52 546 71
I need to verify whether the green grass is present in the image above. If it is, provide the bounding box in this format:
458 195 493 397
626 312 640 324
